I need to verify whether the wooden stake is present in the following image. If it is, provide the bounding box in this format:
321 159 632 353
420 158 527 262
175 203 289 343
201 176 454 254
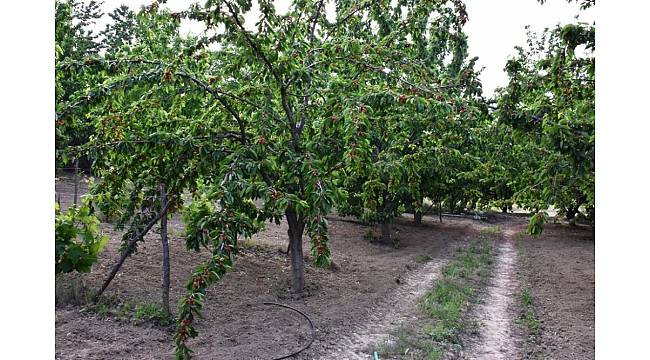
94 199 173 302
73 158 79 206
160 183 170 316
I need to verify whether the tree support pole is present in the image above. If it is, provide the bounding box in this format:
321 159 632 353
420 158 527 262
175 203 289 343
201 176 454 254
73 157 79 206
160 183 171 316
94 198 174 302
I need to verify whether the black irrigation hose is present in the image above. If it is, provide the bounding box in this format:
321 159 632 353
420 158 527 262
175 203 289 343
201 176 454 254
262 302 316 360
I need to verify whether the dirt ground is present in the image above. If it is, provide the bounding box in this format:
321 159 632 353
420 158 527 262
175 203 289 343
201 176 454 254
55 175 478 359
515 222 595 359
55 174 595 360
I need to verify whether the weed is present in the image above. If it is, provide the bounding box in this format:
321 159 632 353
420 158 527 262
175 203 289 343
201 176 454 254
519 288 540 335
378 235 496 360
520 288 534 307
133 302 172 326
426 323 457 342
415 254 433 264
94 303 109 317
442 263 465 278
427 345 443 360
420 278 471 330
89 298 172 326
418 237 495 356
117 299 137 320
240 238 257 249
523 308 539 334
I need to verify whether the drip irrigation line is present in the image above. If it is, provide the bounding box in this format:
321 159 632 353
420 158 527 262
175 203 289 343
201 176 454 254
262 302 315 360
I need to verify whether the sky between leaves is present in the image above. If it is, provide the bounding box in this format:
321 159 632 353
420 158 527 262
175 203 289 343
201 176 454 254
84 0 595 97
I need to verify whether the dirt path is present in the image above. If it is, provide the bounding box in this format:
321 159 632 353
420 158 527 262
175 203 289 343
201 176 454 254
462 225 522 360
320 255 451 360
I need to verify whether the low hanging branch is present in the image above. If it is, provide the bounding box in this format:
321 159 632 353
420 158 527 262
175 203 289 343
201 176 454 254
175 245 237 359
93 196 175 301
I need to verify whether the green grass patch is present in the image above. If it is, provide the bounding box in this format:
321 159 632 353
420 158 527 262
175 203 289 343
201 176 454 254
518 288 540 336
240 238 257 249
378 229 498 359
520 288 534 307
515 232 544 358
90 298 172 326
133 302 173 325
479 225 502 237
426 345 443 360
419 239 493 344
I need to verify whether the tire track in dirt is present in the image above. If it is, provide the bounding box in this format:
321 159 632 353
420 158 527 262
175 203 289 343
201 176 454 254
321 253 452 360
462 226 521 360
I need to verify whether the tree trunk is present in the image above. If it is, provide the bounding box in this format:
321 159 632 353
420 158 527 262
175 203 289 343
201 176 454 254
439 202 443 222
286 209 305 294
414 210 422 225
566 204 580 226
160 183 170 316
502 206 508 214
380 217 392 244
414 197 423 225
566 208 577 221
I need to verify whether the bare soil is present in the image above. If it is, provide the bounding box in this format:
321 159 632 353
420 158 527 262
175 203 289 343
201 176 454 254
55 175 478 359
55 175 595 360
515 221 595 359
321 249 450 360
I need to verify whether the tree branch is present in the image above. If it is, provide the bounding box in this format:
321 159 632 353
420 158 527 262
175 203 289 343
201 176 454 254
297 0 325 135
176 70 248 143
222 1 296 134
223 1 281 85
